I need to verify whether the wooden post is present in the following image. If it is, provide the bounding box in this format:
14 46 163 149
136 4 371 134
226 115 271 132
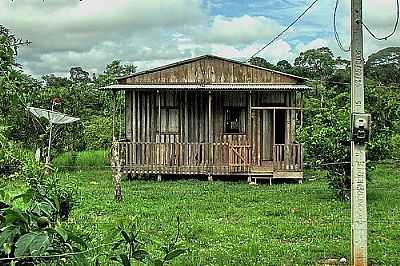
273 108 276 146
132 91 136 142
248 92 252 154
157 90 161 172
300 92 304 128
111 90 123 200
208 91 213 173
112 90 116 142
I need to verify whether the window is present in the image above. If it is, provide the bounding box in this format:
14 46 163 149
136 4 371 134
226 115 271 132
224 107 245 134
160 107 180 133
157 92 180 134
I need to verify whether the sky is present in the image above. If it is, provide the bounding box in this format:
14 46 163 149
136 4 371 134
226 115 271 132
1 0 399 78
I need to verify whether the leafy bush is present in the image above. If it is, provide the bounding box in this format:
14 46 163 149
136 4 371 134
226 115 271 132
83 116 113 150
0 189 87 265
299 85 351 199
389 132 400 159
25 171 76 221
0 126 28 179
109 217 187 266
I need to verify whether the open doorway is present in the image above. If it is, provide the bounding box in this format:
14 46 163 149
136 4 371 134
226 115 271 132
262 109 286 160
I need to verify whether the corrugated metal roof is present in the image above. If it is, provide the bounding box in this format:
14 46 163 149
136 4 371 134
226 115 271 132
116 54 308 82
102 83 311 91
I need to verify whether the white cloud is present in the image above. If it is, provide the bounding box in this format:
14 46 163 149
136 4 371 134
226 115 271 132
206 15 284 45
1 0 399 77
1 0 206 76
295 38 330 53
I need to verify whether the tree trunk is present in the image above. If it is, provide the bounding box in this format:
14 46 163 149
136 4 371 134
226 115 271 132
111 141 123 201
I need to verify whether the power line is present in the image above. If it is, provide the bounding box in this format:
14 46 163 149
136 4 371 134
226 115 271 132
362 0 399 40
333 0 350 52
245 0 320 62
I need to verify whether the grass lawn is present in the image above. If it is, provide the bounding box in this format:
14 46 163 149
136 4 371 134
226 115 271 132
4 163 400 265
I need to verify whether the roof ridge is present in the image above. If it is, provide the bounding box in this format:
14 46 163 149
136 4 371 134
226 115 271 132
117 54 307 81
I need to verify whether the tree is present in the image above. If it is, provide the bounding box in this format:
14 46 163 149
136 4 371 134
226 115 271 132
69 66 90 83
0 25 30 73
293 47 335 81
0 25 39 143
330 57 351 84
42 74 71 87
248 57 276 70
96 60 136 86
276 60 292 73
365 47 400 85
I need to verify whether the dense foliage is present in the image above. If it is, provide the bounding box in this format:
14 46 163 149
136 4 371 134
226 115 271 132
251 47 400 198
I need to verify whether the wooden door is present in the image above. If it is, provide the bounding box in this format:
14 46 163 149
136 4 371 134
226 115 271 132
262 110 273 160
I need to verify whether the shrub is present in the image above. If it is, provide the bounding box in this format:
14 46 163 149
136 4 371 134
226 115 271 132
109 217 187 266
83 115 112 150
0 189 87 265
299 86 351 199
0 126 28 179
26 170 77 221
389 133 400 159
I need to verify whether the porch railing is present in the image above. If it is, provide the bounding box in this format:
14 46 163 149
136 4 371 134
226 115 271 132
273 144 303 171
117 142 302 174
117 142 252 175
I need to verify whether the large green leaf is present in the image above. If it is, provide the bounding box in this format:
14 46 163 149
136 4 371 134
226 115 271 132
66 230 87 249
0 225 20 247
11 189 34 204
15 232 50 257
121 230 131 243
164 248 186 261
31 200 56 217
54 226 68 242
132 249 148 261
4 208 29 225
120 254 130 266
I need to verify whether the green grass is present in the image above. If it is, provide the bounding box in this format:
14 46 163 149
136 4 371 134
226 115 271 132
53 150 109 169
4 163 400 265
75 150 109 168
52 151 75 168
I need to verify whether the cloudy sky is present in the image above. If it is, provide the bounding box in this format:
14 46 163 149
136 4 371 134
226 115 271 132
1 0 399 77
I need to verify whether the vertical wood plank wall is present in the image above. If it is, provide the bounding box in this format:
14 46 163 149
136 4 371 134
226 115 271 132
123 90 301 173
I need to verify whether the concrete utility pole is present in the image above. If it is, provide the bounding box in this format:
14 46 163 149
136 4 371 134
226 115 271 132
350 0 370 265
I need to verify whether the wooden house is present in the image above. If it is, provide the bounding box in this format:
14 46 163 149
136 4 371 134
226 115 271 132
103 55 310 183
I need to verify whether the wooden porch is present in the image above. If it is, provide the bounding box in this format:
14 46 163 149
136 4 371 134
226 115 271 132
117 141 303 176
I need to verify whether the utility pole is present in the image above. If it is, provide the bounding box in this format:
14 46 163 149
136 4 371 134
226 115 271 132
350 0 370 265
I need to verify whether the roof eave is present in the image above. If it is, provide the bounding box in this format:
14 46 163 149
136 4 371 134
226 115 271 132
101 83 312 91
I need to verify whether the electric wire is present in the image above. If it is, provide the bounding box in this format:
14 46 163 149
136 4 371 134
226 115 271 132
362 0 399 41
245 0 320 62
333 0 350 52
